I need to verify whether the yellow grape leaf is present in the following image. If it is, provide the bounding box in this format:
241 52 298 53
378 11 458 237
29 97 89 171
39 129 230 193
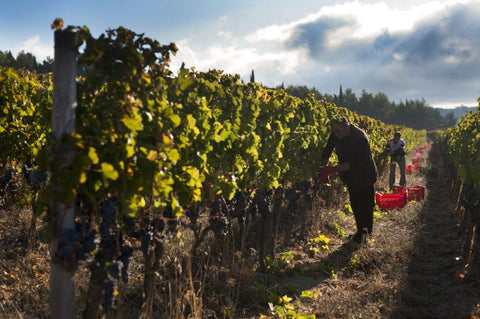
138 196 146 208
88 147 99 164
186 114 196 129
146 150 157 161
51 18 64 30
101 162 119 180
80 172 87 184
281 295 292 304
168 149 180 163
169 114 181 127
121 116 143 133
126 144 135 158
162 133 174 145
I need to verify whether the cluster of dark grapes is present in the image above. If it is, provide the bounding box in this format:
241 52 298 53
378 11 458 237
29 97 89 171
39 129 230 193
294 180 313 199
102 259 123 308
209 198 229 238
95 197 134 309
75 222 98 261
100 243 133 308
227 191 248 223
185 205 200 225
249 190 272 219
285 187 300 216
0 169 14 192
57 221 97 264
140 217 165 255
0 168 21 202
99 197 118 253
461 183 480 222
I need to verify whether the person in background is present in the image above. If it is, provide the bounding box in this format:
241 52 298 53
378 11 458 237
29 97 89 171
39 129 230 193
385 131 406 190
321 116 378 244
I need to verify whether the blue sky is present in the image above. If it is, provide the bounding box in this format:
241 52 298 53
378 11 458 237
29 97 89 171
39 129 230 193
1 0 480 108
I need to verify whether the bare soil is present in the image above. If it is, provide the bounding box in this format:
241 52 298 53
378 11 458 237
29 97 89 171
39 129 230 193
1 142 479 318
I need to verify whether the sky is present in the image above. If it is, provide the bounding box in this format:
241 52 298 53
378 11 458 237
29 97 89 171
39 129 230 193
1 0 480 108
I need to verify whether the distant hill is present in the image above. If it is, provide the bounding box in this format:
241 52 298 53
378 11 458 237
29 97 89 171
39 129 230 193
435 105 477 120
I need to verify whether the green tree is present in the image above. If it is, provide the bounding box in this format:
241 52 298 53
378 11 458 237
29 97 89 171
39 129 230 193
343 88 358 111
0 50 16 67
338 84 344 107
372 92 393 122
16 51 38 70
37 56 54 73
442 111 457 128
285 85 323 100
358 90 375 116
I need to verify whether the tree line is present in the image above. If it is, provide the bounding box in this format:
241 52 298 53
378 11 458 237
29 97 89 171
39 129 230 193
0 50 53 73
282 84 457 131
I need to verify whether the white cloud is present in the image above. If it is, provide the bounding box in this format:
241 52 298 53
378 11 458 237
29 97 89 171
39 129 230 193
173 38 311 81
217 31 232 39
245 23 295 43
245 0 475 49
17 35 53 61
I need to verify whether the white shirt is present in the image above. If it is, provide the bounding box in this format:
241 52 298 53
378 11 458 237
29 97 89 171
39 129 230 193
386 138 405 155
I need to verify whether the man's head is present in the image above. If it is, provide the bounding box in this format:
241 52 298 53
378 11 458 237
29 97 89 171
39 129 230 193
394 131 401 143
330 116 350 140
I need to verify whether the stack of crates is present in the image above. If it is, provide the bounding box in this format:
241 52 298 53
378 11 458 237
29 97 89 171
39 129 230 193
375 185 425 210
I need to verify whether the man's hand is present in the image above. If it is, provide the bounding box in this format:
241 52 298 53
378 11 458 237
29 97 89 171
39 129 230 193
335 162 351 173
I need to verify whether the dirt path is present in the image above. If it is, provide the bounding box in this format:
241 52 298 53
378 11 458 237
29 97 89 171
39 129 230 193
252 143 480 319
391 145 479 318
394 146 480 318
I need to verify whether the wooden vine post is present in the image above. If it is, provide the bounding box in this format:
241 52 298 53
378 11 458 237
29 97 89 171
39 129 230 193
49 29 78 319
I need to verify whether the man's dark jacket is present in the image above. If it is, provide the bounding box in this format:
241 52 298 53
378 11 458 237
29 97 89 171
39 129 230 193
321 124 378 192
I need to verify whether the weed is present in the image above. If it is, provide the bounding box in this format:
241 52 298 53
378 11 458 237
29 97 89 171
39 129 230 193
344 254 361 272
265 251 296 273
373 205 387 222
333 222 346 238
300 288 322 300
342 202 353 215
268 294 317 319
307 231 331 252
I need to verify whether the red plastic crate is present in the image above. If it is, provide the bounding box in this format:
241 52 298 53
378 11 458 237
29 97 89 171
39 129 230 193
392 185 408 203
412 157 424 164
406 165 412 174
407 185 425 201
392 185 406 194
376 191 407 209
318 166 335 183
414 164 420 173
